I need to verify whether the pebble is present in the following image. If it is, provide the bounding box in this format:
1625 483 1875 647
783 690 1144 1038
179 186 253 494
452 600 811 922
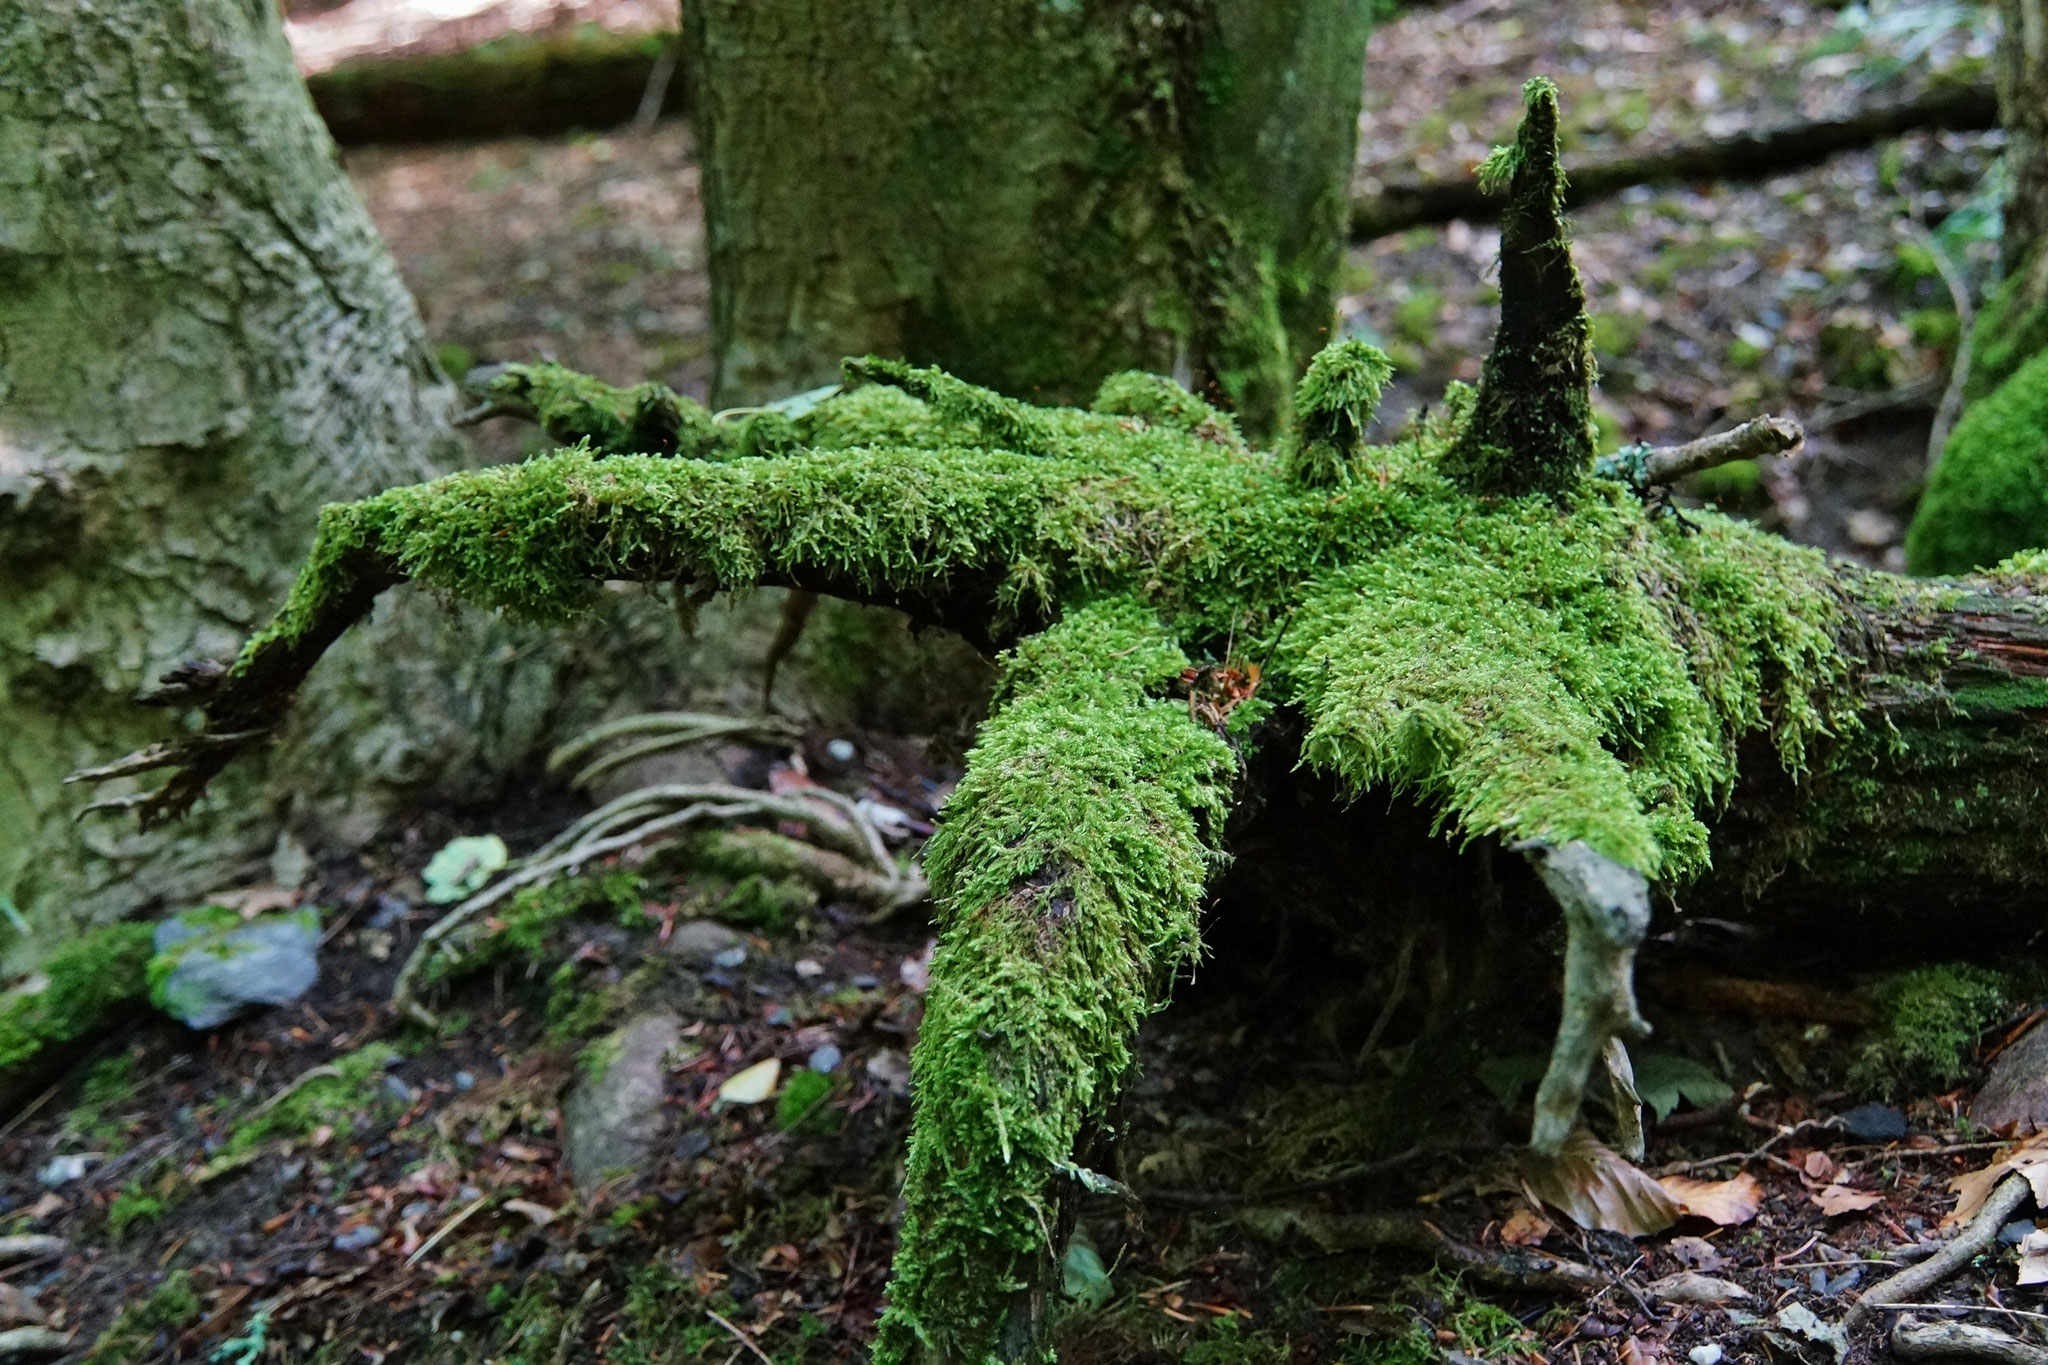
454 1070 477 1092
711 946 747 969
401 1201 434 1221
807 1044 843 1074
1690 1347 1724 1365
765 1006 792 1027
36 1154 97 1187
383 1074 416 1103
850 973 880 989
1838 1102 1908 1142
333 1225 381 1253
826 739 857 763
674 1131 713 1160
793 959 825 980
2002 1220 2038 1245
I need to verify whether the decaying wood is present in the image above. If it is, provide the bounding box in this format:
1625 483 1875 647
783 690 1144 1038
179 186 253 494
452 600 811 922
1848 1174 2034 1330
1893 1318 2048 1365
1351 82 2000 242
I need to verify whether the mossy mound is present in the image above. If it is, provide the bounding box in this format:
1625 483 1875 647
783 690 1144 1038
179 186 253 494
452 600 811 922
1907 345 2048 573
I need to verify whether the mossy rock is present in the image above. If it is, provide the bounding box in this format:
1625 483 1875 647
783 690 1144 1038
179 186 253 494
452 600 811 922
147 906 321 1030
0 922 154 1080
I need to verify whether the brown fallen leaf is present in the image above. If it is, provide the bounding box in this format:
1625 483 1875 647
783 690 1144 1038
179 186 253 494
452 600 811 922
1620 1334 1668 1365
503 1198 557 1226
1801 1150 1835 1184
1948 1132 2048 1227
1520 1130 1680 1237
1645 1271 1752 1306
1501 1204 1552 1246
1657 1171 1763 1226
1811 1182 1884 1216
2020 1229 2048 1285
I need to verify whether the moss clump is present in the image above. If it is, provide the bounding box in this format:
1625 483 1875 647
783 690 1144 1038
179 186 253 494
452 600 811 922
1283 340 1394 486
1849 964 2009 1101
874 600 1236 1365
1442 79 1597 497
83 1270 202 1365
105 1184 166 1239
217 1043 402 1162
0 922 154 1076
1964 245 2048 404
1905 346 2048 573
419 869 645 991
776 1068 839 1135
1091 371 1244 448
473 361 724 459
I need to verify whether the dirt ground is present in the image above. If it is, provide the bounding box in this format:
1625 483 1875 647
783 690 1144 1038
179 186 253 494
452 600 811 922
4 3 2037 1364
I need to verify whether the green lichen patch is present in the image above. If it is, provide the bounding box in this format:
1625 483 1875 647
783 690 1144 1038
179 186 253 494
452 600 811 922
874 599 1236 1365
1849 963 2009 1101
0 921 153 1076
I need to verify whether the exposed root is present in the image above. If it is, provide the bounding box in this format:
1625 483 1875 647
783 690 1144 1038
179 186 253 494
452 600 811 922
1893 1318 2048 1365
1847 1173 2035 1331
392 779 922 1025
1240 1206 1607 1296
1522 841 1653 1155
543 711 797 790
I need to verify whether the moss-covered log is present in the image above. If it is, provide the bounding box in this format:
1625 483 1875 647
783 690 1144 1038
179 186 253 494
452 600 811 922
680 0 1374 431
75 83 2048 1361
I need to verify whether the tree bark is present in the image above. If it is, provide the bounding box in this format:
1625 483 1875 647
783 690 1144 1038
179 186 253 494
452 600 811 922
680 0 1375 433
0 1 688 966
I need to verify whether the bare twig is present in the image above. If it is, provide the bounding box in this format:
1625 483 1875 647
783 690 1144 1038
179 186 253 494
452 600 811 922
705 1310 777 1365
0 1326 69 1358
0 1236 65 1264
1898 218 1977 471
1848 1173 2034 1330
405 1193 492 1268
1643 416 1804 484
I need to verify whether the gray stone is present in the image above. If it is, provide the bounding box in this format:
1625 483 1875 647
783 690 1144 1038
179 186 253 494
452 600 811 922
663 919 741 966
1975 1021 2048 1134
563 1012 680 1192
150 907 320 1029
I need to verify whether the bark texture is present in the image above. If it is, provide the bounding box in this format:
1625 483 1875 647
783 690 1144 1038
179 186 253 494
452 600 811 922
680 0 1374 433
0 1 691 965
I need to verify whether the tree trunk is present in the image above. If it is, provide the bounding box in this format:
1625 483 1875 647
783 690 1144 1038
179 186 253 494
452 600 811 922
680 0 1374 433
0 1 689 966
1903 0 2048 572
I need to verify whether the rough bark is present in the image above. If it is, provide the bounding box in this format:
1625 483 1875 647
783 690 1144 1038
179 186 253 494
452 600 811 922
680 0 1375 432
0 1 690 966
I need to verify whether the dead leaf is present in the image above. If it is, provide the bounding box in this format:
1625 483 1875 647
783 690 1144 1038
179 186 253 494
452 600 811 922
1802 1150 1835 1184
1811 1183 1883 1216
717 1058 781 1106
1948 1133 2048 1227
503 1199 556 1226
1645 1271 1751 1305
1620 1335 1667 1365
1667 1235 1726 1270
210 885 300 916
2020 1229 2048 1285
1657 1171 1763 1226
1520 1130 1681 1237
1500 1204 1552 1247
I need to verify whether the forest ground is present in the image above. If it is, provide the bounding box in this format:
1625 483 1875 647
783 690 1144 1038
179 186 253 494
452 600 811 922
1 4 2036 1365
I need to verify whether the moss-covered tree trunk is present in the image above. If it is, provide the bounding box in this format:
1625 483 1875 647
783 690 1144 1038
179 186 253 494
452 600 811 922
0 2 685 967
680 0 1374 433
1905 0 2048 571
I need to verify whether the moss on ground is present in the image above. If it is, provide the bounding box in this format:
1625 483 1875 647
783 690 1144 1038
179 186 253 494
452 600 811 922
1906 346 2048 573
82 1270 202 1365
1849 963 2009 1101
215 1043 402 1164
0 922 154 1076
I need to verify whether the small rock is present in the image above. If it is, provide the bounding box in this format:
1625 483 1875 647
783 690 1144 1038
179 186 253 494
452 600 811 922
454 1071 477 1092
150 906 321 1029
332 1224 381 1253
712 946 747 970
1845 508 1899 550
662 918 741 967
2001 1220 2037 1245
794 959 824 980
807 1044 843 1074
400 1201 433 1221
383 1075 416 1104
866 1048 912 1097
674 1131 712 1161
563 1012 681 1193
766 1007 791 1027
825 739 857 763
1974 1022 2048 1134
34 1155 96 1188
367 894 410 930
1838 1102 1909 1142
1690 1346 1724 1365
850 973 880 989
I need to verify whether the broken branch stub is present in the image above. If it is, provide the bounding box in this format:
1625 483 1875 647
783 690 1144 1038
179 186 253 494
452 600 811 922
1443 77 1598 499
1522 840 1653 1155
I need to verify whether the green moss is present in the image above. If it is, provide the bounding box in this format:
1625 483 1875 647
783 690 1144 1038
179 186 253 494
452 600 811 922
83 1271 202 1365
874 600 1236 1365
217 1043 402 1163
1849 963 2008 1101
105 1184 166 1239
1906 346 2048 572
776 1068 839 1135
1443 79 1597 498
1091 371 1243 448
1965 245 2048 403
473 361 724 459
419 869 645 991
1284 341 1394 486
0 922 153 1076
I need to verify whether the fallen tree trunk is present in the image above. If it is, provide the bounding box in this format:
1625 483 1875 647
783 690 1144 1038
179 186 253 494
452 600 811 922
1351 80 2000 242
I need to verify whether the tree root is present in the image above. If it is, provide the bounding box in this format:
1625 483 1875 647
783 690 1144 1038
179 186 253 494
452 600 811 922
1521 841 1653 1155
391 778 922 1025
1847 1173 2035 1331
1893 1318 2048 1365
1240 1205 1607 1296
542 710 797 790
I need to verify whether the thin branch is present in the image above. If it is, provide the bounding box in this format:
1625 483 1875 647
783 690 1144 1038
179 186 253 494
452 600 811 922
1898 217 1977 471
1848 1172 2035 1330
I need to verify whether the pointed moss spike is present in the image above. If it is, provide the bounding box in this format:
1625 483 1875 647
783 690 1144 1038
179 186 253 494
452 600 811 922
1442 76 1597 498
1283 340 1394 486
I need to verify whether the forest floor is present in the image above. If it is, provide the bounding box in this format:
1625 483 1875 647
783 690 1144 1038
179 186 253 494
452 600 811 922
4 4 2039 1365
